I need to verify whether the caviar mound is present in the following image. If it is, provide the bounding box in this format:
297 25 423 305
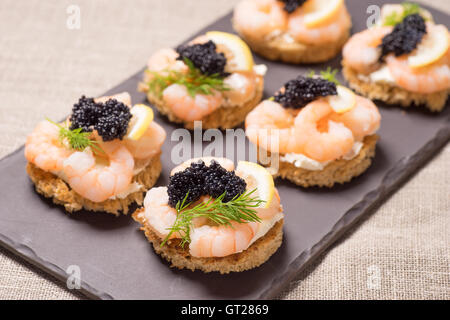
167 160 247 208
274 76 337 109
176 40 229 77
380 13 427 61
279 0 307 13
70 96 132 141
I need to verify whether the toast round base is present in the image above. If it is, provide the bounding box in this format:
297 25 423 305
143 77 264 130
262 135 378 188
133 209 284 274
232 8 351 64
26 154 162 215
343 64 449 112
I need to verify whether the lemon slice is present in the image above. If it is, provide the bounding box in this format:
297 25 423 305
205 31 254 72
235 161 274 208
327 86 356 114
408 25 449 68
126 104 154 140
302 0 344 28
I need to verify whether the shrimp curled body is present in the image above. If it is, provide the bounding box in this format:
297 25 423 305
25 121 74 174
63 140 134 203
245 97 380 162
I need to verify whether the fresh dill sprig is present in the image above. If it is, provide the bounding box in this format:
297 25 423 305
161 189 264 248
146 57 229 98
383 2 423 26
307 67 341 85
46 118 102 153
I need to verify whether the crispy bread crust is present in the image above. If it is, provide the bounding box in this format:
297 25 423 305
26 154 162 215
132 208 283 274
261 135 378 188
343 64 449 112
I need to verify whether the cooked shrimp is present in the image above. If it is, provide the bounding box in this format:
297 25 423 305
288 6 351 45
147 48 187 73
245 100 302 154
162 84 223 121
233 0 288 38
329 96 381 141
124 122 166 159
223 72 257 105
342 26 392 74
386 49 450 94
63 139 134 203
171 157 235 176
294 100 354 162
143 187 179 239
25 121 73 173
189 221 259 257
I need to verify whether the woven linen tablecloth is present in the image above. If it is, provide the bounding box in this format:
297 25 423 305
0 0 448 300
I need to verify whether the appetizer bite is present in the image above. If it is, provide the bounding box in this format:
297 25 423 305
25 92 166 215
342 3 450 112
133 157 284 274
245 70 381 187
138 31 266 129
233 0 352 64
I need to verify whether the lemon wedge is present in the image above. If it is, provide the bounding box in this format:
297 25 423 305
408 25 449 69
205 31 254 72
327 86 356 114
126 104 154 140
302 0 344 28
235 161 274 208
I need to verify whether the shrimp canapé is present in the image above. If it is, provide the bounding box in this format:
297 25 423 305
342 4 450 111
133 158 284 273
139 31 266 129
25 92 166 214
233 0 352 63
245 74 380 179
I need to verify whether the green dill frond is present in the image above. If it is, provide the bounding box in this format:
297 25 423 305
46 118 102 153
308 67 341 85
383 2 423 26
146 57 229 98
161 189 264 248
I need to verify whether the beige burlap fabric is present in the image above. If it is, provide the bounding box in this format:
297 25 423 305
0 0 448 300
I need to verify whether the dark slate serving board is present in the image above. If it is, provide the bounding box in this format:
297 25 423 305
0 0 448 300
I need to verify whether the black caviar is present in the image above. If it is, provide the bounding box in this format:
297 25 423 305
380 13 427 61
279 0 307 13
69 96 132 142
274 76 337 109
176 40 229 77
167 160 247 208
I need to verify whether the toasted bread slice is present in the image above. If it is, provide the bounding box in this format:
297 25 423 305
26 154 162 215
261 135 378 188
133 208 284 274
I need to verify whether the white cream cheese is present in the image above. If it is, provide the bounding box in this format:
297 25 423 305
265 29 283 41
109 182 143 200
280 141 364 171
368 65 396 83
357 65 396 84
253 64 268 76
282 33 295 44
